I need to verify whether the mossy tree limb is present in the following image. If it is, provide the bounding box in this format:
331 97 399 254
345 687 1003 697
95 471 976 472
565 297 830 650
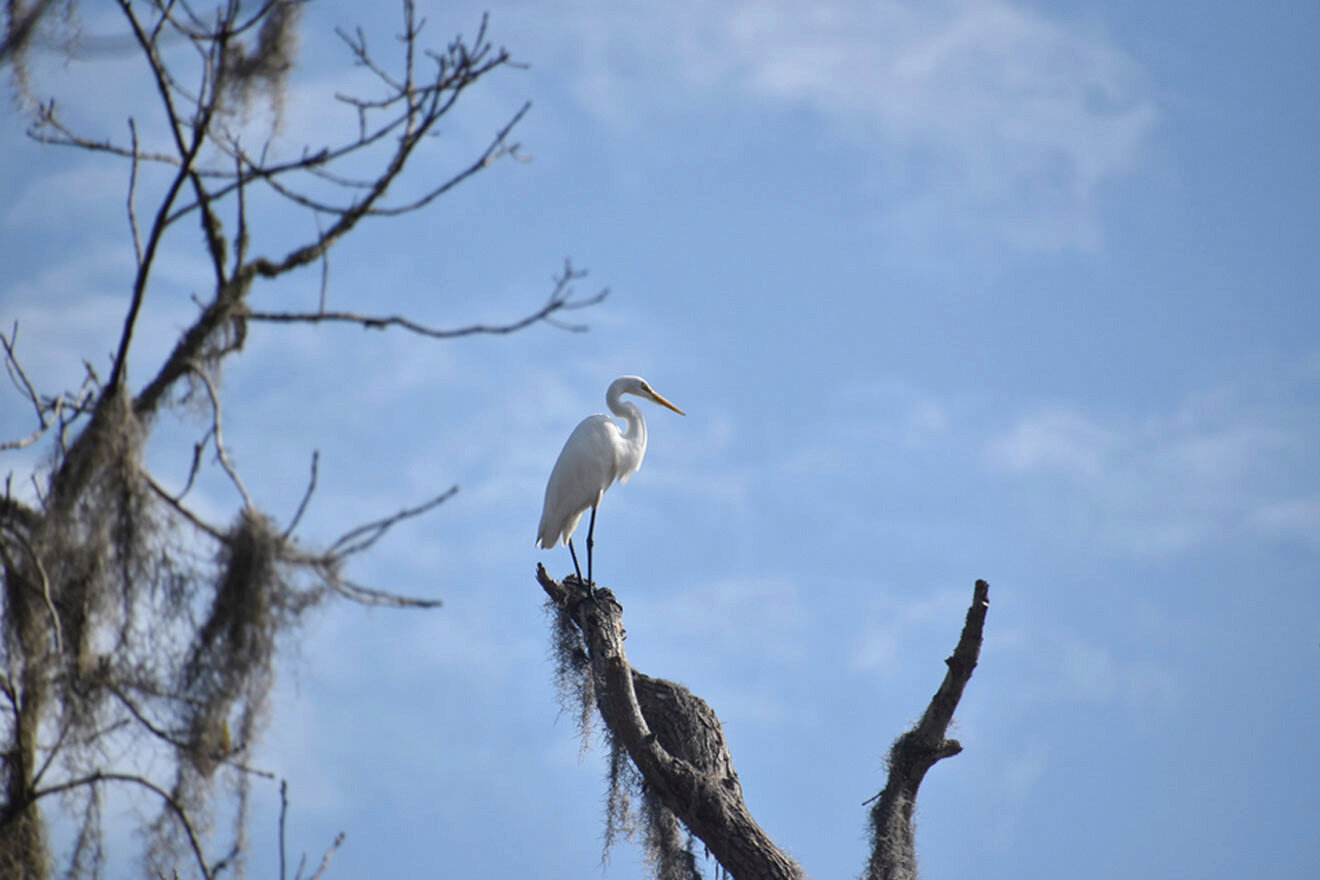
865 579 990 880
539 566 990 880
539 564 804 880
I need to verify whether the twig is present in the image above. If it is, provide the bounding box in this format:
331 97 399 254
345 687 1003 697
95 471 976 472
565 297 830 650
105 681 190 751
314 211 328 311
0 323 67 451
29 713 74 790
233 148 249 272
0 324 39 417
172 429 213 503
305 832 346 880
361 101 531 217
143 472 228 542
0 522 63 655
326 485 457 558
283 451 319 539
127 118 143 267
323 577 442 609
279 779 289 880
186 363 254 511
32 772 216 880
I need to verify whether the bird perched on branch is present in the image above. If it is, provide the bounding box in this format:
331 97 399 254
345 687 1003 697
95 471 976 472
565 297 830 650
537 376 685 599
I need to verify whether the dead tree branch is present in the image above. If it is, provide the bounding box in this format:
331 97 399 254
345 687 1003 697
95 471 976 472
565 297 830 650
537 565 805 880
538 566 991 880
249 261 608 338
864 579 990 880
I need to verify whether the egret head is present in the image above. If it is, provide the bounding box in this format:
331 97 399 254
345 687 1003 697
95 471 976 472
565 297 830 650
612 375 685 415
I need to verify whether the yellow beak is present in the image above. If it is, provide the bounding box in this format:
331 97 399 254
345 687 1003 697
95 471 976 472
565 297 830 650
648 389 685 416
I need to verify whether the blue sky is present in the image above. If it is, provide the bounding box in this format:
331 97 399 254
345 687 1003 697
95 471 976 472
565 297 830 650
2 1 1318 878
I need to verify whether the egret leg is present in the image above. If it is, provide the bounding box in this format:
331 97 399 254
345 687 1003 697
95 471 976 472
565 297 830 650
567 538 585 587
585 505 598 597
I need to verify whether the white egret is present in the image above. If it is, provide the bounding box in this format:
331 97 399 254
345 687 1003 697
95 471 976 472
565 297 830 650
537 376 685 598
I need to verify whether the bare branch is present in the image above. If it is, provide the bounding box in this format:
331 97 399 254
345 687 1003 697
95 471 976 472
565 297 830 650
359 100 531 217
326 485 458 559
314 210 329 310
172 430 213 504
248 261 608 339
105 681 191 752
29 714 75 791
323 578 442 609
105 0 221 395
144 471 229 542
304 831 346 880
191 168 229 287
864 579 990 880
233 149 250 271
279 779 289 880
0 322 62 451
283 450 319 539
0 519 62 654
1 325 98 454
334 22 402 93
186 363 253 511
127 118 144 267
32 772 215 880
246 296 599 338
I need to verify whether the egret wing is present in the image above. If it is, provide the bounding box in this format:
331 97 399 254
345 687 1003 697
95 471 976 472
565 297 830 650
536 415 623 547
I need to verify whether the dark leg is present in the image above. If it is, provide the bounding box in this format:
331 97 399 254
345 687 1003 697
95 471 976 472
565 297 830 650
567 538 584 586
585 505 598 596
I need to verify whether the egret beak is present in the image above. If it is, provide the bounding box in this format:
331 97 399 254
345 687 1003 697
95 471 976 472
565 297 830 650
648 389 685 416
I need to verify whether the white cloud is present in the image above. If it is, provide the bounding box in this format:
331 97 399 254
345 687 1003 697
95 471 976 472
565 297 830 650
4 163 131 230
852 587 971 675
530 0 1155 252
624 574 809 712
1249 496 1320 548
984 375 1319 558
1030 630 1179 710
986 408 1113 477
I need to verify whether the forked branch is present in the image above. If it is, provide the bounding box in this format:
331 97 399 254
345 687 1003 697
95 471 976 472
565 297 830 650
538 567 991 880
537 565 804 880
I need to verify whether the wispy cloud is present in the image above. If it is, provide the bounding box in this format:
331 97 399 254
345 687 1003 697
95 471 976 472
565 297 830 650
1047 631 1179 709
631 573 808 661
984 371 1320 556
987 409 1115 477
1249 496 1320 549
528 0 1155 252
852 587 972 675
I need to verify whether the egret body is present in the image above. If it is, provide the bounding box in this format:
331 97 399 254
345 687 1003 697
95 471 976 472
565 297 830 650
537 376 684 596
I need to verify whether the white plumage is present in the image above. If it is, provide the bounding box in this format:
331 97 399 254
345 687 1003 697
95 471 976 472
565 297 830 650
537 376 684 592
